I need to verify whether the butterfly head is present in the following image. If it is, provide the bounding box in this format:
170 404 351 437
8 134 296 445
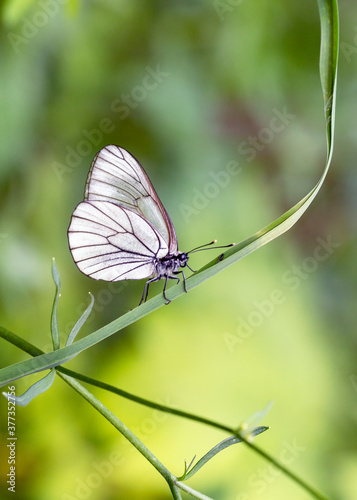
177 252 189 268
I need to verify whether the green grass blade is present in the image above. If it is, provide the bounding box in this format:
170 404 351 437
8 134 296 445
66 293 94 346
0 301 163 386
318 0 339 149
177 427 269 481
2 369 55 407
51 259 61 350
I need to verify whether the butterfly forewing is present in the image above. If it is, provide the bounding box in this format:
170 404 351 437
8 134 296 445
68 200 168 282
85 145 178 254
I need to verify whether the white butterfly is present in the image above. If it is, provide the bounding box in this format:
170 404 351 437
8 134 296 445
68 145 230 304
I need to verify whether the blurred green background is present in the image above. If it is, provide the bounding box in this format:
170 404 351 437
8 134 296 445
0 1 356 499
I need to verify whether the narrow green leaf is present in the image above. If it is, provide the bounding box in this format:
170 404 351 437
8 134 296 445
66 293 94 346
192 0 339 278
2 369 55 407
238 401 273 436
178 426 269 481
317 0 339 136
0 303 156 386
51 259 61 351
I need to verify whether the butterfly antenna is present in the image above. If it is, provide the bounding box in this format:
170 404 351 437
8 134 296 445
188 241 235 254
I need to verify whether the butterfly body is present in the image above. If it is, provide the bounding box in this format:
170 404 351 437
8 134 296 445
154 252 189 277
140 252 190 304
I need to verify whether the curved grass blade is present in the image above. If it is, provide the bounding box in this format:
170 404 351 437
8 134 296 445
177 426 269 481
318 0 339 144
51 259 61 350
0 0 338 387
2 369 55 407
66 293 94 346
190 0 339 278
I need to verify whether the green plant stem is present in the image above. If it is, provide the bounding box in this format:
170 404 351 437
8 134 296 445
59 371 210 500
57 372 172 478
0 325 231 431
242 441 329 500
0 326 330 500
0 326 43 357
175 481 214 500
169 483 183 500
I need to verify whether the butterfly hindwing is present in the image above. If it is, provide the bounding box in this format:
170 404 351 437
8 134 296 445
68 200 168 282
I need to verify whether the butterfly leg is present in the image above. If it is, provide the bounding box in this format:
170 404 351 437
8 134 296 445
162 276 171 304
172 270 188 293
163 275 181 304
217 253 224 262
181 270 187 293
139 277 160 306
139 282 149 306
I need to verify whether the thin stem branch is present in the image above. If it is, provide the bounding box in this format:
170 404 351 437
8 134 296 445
169 482 183 500
57 371 178 491
0 326 232 431
242 441 330 500
175 481 214 500
60 367 233 433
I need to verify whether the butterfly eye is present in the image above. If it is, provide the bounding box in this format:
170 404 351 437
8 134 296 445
179 254 188 266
